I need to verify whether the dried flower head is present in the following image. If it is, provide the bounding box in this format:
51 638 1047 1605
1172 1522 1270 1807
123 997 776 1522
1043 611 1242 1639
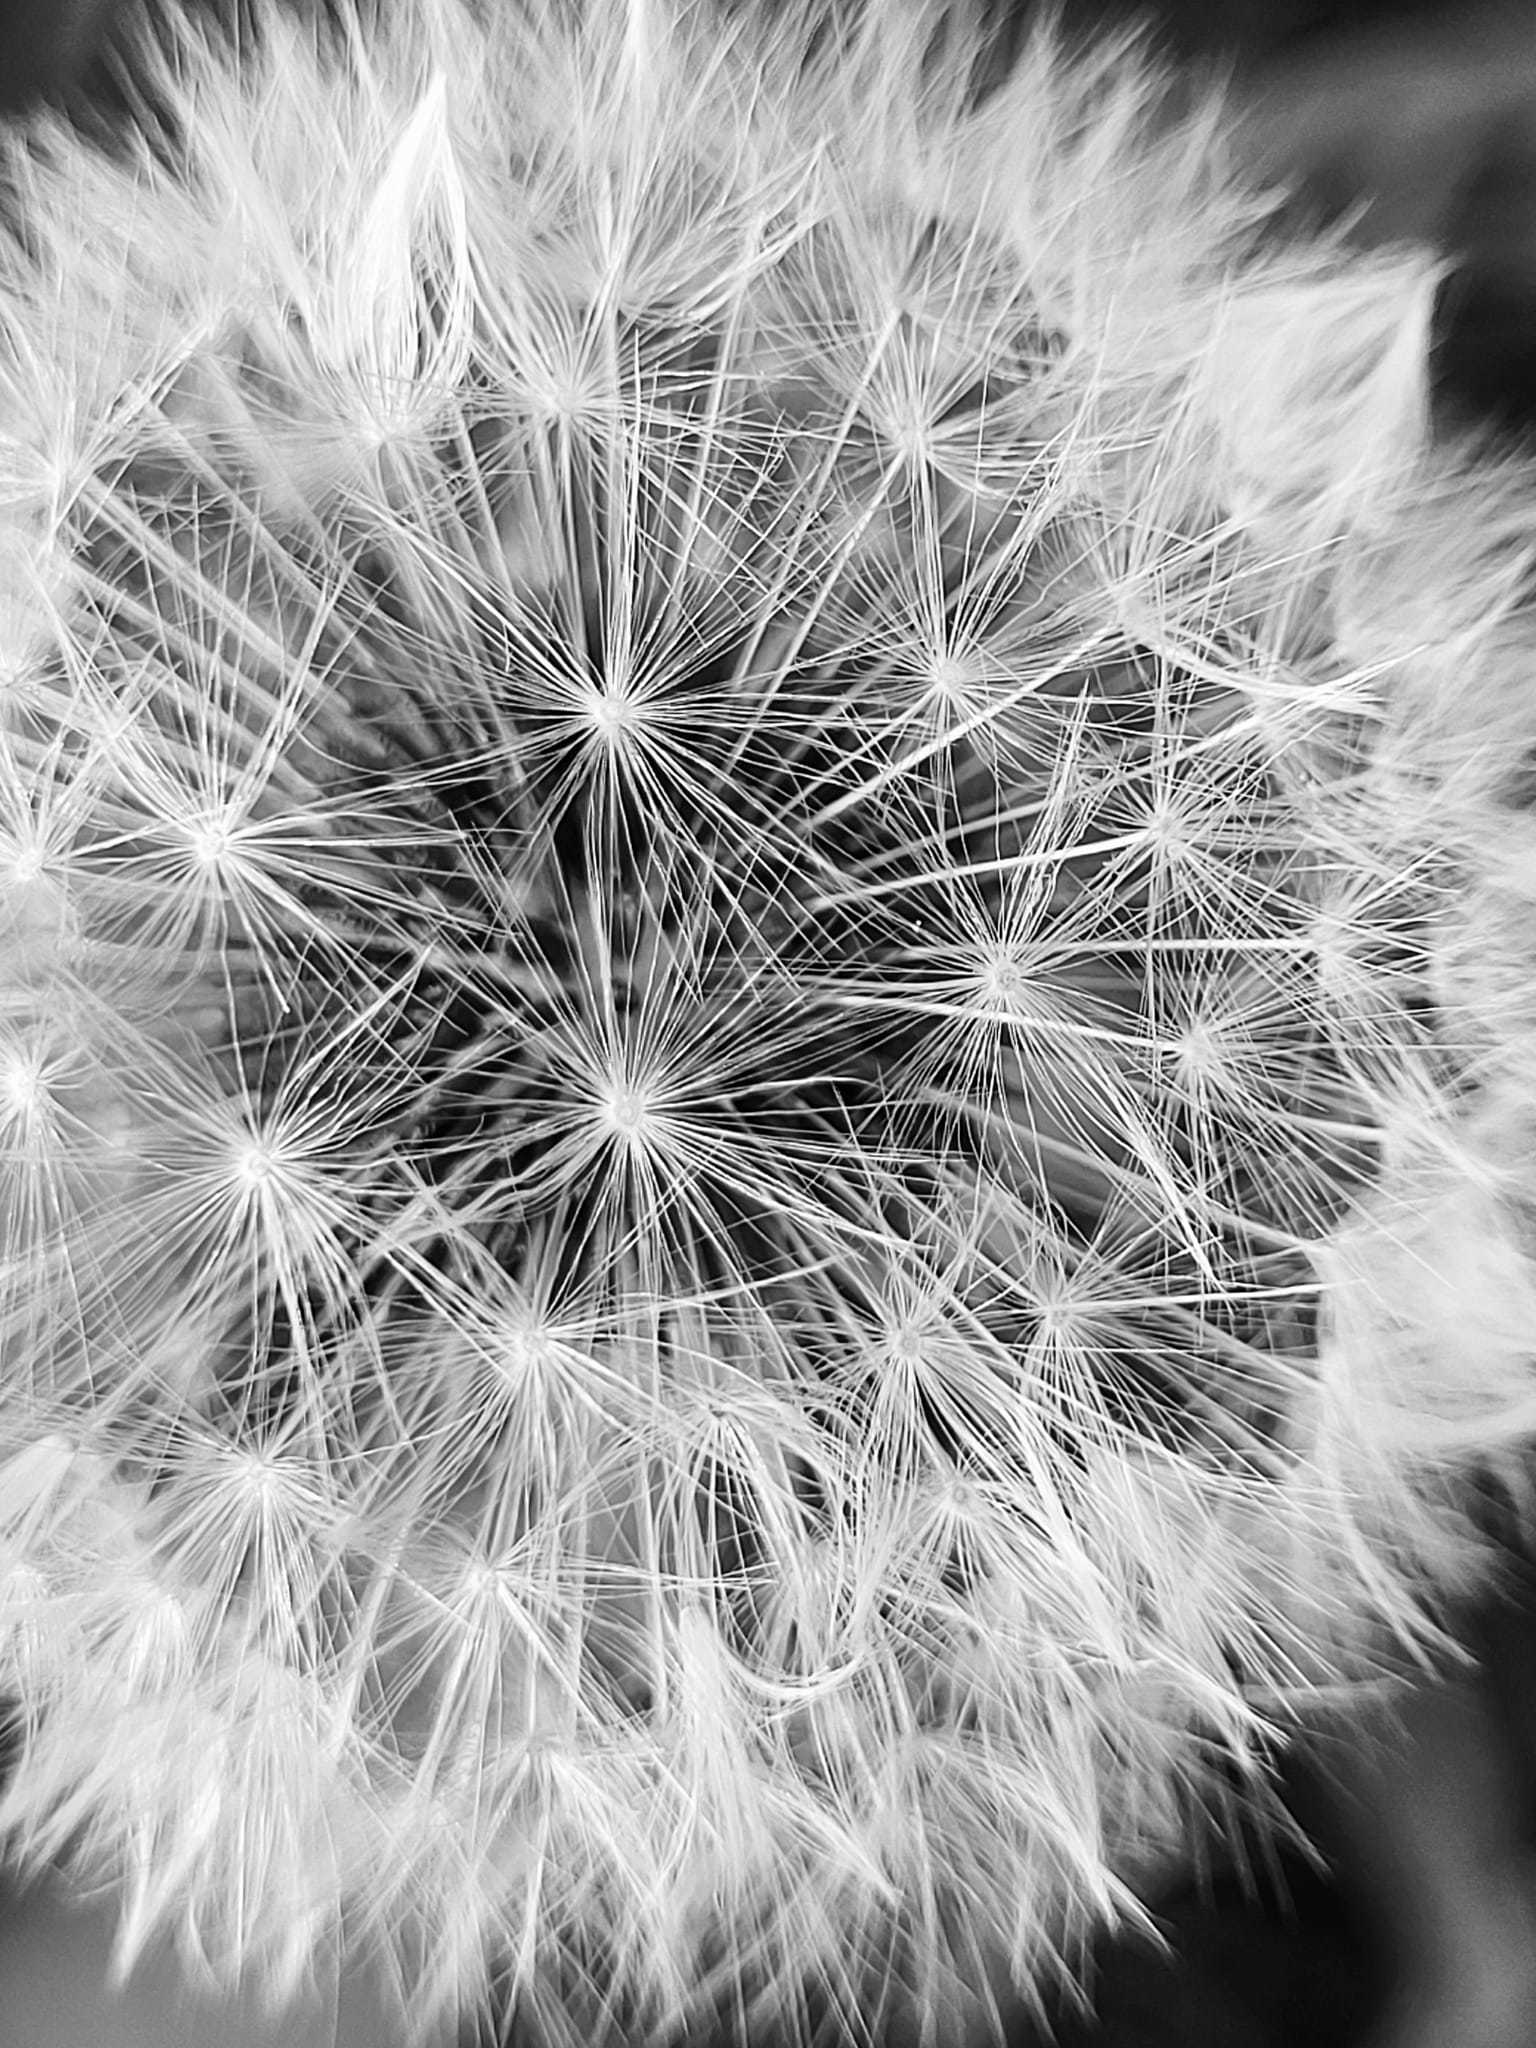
3 1 1536 2042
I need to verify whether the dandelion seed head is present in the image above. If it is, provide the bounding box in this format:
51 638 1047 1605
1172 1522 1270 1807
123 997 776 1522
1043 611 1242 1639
3 0 1536 2043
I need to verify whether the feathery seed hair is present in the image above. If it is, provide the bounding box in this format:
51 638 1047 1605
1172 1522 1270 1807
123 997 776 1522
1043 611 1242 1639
3 0 1536 2041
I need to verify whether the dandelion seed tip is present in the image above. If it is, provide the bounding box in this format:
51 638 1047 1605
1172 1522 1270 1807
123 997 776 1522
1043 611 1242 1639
497 1309 555 1372
3 844 44 884
186 812 236 867
1173 1016 1223 1085
230 1135 280 1191
889 1322 928 1366
0 1046 43 1119
975 943 1032 1012
926 653 977 701
599 1078 654 1138
583 678 643 745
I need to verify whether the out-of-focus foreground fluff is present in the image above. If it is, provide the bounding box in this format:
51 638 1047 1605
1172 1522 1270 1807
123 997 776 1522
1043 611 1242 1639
5 0 1536 2040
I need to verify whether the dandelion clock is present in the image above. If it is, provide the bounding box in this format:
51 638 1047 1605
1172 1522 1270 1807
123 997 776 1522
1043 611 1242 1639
4 0 1536 2041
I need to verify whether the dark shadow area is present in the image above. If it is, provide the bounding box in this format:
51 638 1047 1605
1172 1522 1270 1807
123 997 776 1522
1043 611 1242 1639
1022 1856 1385 2048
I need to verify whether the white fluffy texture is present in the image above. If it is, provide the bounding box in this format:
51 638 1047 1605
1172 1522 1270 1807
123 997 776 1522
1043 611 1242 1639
2 2 1536 2042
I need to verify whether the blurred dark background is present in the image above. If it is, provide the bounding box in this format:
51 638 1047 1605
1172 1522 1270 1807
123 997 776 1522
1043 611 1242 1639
0 0 114 110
